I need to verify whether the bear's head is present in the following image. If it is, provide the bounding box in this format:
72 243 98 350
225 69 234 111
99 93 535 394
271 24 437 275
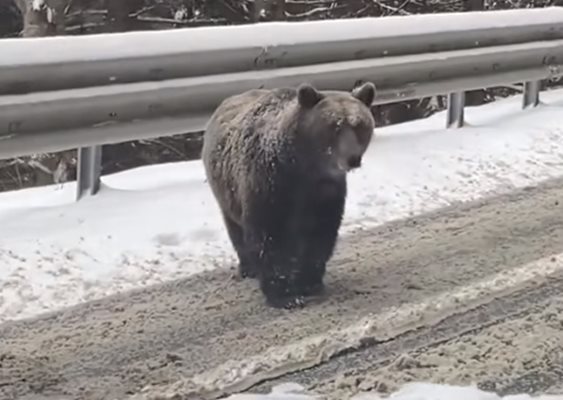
296 82 376 174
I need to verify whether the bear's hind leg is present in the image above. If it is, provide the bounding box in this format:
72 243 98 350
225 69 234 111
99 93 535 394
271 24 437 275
222 212 257 279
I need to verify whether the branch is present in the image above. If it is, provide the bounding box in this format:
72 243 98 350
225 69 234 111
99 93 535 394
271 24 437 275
372 0 412 15
135 16 229 26
286 3 348 19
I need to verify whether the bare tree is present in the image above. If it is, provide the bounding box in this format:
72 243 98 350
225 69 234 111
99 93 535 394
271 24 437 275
253 0 286 21
105 0 143 32
0 0 23 37
15 0 67 37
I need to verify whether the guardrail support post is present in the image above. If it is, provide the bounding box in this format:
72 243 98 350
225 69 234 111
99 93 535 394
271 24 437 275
522 80 541 109
446 91 466 129
76 145 102 201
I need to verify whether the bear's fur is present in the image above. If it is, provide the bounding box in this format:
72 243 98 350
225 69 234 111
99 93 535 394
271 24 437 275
202 82 376 309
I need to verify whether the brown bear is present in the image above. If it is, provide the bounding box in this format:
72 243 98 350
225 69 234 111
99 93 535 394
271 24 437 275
202 82 376 309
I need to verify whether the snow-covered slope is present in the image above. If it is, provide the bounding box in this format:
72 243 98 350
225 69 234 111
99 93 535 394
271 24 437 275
3 89 563 322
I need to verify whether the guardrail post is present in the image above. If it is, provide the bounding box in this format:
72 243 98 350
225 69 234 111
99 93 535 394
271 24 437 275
522 80 541 109
446 91 466 128
76 145 102 200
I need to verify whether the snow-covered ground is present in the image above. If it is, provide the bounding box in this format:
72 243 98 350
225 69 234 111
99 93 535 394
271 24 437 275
3 88 563 322
225 382 563 400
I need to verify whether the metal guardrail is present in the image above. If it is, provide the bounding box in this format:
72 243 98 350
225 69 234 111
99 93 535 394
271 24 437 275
3 7 563 95
1 8 563 200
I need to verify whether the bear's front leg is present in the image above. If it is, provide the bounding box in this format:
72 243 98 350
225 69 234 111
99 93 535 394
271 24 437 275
294 238 329 297
296 181 345 297
296 265 326 297
242 189 307 309
239 262 258 279
245 229 305 309
259 271 305 310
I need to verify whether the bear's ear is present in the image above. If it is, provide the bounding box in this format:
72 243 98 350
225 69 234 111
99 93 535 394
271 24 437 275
297 83 324 108
352 82 376 107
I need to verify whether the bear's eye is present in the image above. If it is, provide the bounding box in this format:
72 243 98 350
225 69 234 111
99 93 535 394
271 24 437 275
353 120 368 132
331 119 344 133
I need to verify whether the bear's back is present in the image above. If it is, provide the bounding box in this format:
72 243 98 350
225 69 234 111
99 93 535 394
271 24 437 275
210 87 298 137
202 87 301 216
203 87 300 166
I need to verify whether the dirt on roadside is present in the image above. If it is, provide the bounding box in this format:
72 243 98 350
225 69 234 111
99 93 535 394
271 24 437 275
2 177 563 400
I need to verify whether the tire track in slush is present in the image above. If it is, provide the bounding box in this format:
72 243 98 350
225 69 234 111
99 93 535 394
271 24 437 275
134 254 563 400
1 177 563 400
252 271 563 398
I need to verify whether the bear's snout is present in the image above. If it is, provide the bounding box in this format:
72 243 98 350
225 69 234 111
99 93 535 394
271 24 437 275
347 155 362 169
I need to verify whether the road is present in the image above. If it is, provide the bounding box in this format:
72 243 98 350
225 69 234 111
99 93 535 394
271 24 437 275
1 177 563 400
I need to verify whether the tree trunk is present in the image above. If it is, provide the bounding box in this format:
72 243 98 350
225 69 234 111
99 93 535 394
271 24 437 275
253 0 285 22
105 0 142 32
271 0 286 21
16 0 66 37
253 0 266 21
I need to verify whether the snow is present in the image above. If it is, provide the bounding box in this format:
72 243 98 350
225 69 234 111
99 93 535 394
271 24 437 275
223 382 563 400
31 0 45 12
3 89 563 322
